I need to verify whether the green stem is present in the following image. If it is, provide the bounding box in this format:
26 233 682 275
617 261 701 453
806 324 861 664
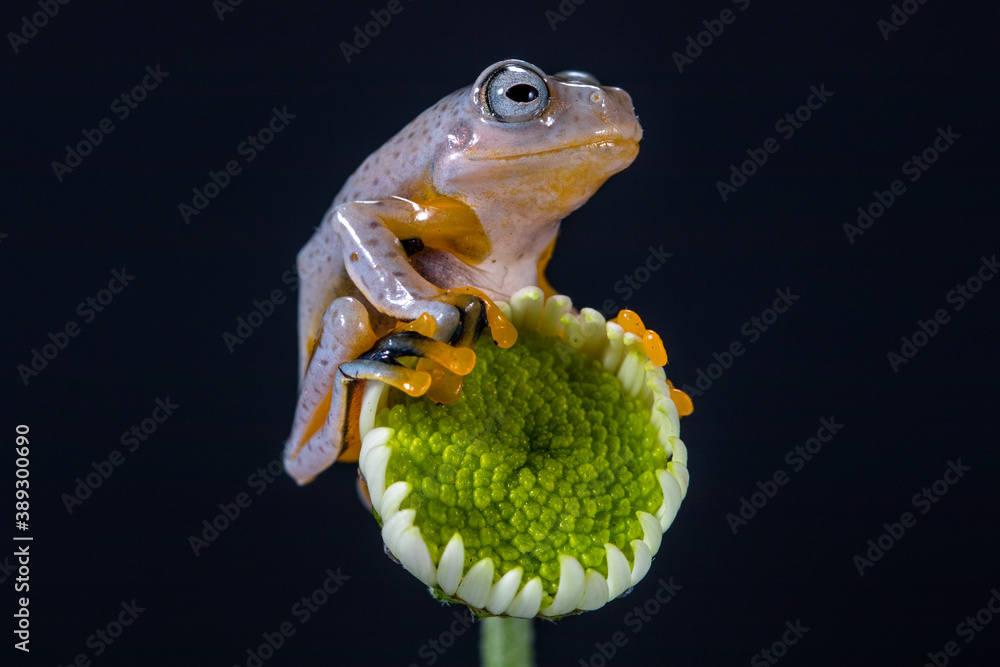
480 617 535 667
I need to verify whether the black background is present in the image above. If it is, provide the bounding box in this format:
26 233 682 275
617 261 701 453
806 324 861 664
3 1 999 665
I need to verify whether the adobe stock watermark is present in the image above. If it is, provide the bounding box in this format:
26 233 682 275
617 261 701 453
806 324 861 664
407 608 476 667
680 287 800 398
223 262 299 352
7 0 72 54
544 0 586 31
178 106 296 224
232 567 349 667
57 599 145 666
717 84 833 202
577 577 683 666
51 65 169 183
886 254 996 373
852 458 970 577
750 619 810 667
598 244 672 318
16 267 136 386
922 587 1000 667
877 0 931 41
340 0 416 63
61 397 179 514
187 459 285 556
843 126 960 244
671 0 753 73
725 416 843 535
213 0 244 21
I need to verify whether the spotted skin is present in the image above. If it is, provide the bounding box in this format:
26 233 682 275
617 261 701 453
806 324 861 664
285 59 643 485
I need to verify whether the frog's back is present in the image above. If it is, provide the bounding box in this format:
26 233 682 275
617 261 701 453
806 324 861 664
332 88 469 206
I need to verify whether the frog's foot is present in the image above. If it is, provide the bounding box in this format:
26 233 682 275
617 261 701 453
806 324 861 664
405 288 519 404
609 309 693 416
340 330 477 397
430 286 518 349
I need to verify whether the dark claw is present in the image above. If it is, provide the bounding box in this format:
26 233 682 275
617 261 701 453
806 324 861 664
446 293 489 348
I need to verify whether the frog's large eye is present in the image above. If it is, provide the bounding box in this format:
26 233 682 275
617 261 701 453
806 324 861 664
480 62 549 123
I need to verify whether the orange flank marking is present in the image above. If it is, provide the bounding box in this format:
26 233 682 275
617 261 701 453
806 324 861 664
667 379 694 417
339 441 361 462
445 286 518 348
536 235 559 299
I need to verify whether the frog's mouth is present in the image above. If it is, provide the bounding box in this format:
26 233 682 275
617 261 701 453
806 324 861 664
466 138 639 162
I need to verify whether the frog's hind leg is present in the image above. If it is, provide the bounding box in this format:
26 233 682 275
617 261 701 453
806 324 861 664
284 296 378 485
284 299 480 485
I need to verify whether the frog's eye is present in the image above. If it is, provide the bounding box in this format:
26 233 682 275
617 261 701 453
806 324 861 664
480 63 550 123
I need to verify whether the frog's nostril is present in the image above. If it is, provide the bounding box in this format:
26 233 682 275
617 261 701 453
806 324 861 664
590 91 604 105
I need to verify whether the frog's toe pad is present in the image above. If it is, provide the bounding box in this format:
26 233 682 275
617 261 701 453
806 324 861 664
341 330 478 398
340 358 432 397
361 330 476 376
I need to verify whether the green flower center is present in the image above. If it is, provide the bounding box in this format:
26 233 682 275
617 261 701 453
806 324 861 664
375 329 666 606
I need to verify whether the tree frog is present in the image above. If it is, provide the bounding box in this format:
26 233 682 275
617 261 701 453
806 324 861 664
284 59 642 485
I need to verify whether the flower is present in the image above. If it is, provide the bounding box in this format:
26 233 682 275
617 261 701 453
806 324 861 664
357 287 691 618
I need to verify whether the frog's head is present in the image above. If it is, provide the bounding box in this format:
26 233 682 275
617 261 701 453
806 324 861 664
432 59 642 222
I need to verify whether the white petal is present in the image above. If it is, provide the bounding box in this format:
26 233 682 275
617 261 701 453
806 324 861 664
505 577 543 619
486 567 524 615
360 440 391 516
670 461 690 498
638 511 663 557
456 557 494 609
629 539 652 586
397 526 436 586
602 323 625 373
359 380 388 440
379 481 411 523
656 469 683 532
381 508 415 556
509 286 543 331
605 544 632 599
541 554 586 617
560 313 585 350
540 295 572 338
578 569 610 611
579 308 607 357
617 349 645 397
436 533 465 596
650 402 671 439
665 398 681 442
669 436 688 467
358 426 392 474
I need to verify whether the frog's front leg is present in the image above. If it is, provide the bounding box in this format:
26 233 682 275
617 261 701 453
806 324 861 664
286 198 515 484
332 198 472 339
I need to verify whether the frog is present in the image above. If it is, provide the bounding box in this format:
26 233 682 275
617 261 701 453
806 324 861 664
284 59 642 485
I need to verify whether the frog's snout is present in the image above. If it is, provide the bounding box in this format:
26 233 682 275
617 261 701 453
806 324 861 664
599 86 643 144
